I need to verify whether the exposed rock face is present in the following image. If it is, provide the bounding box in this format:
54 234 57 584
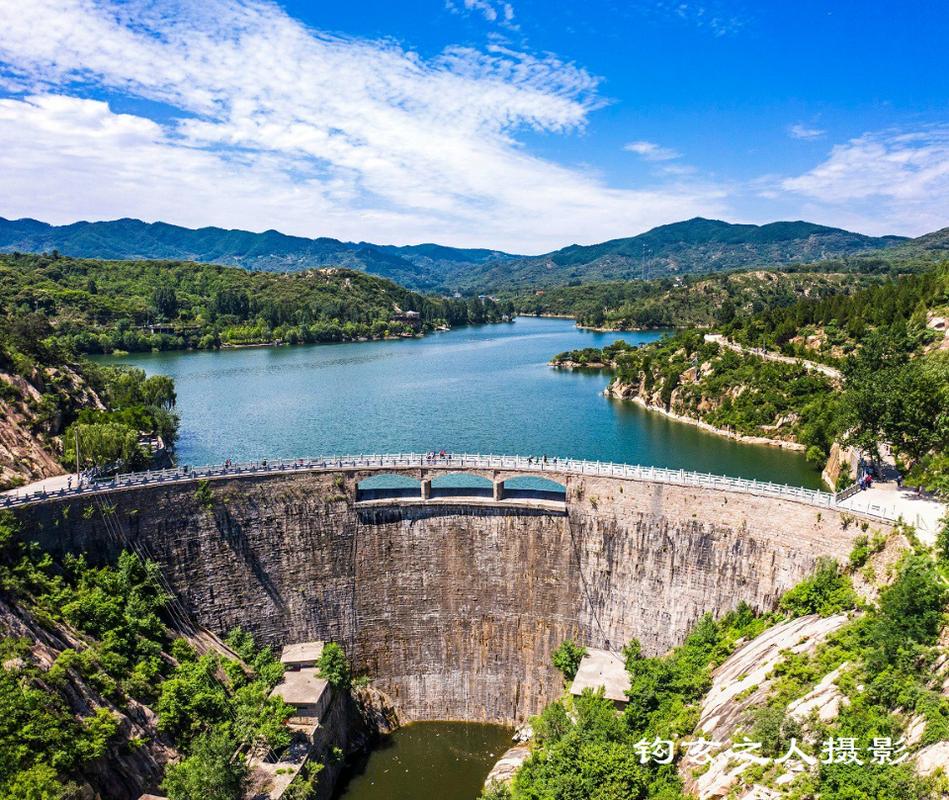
484 745 531 788
14 471 869 724
821 441 858 490
606 385 806 451
786 663 849 724
0 364 104 489
682 613 853 800
695 614 852 744
0 371 65 488
915 741 949 777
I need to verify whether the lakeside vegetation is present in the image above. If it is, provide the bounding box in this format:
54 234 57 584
552 262 949 488
0 252 513 353
487 524 949 800
514 269 891 330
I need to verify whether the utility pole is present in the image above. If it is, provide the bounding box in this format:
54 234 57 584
75 427 80 486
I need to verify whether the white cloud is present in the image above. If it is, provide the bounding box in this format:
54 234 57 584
0 0 728 252
644 1 747 37
780 127 949 235
447 0 516 25
788 123 825 140
624 140 682 161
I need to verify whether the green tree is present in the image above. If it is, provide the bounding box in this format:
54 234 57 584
551 639 587 682
778 558 856 618
0 763 71 800
152 286 179 319
161 729 247 800
64 420 144 471
870 554 948 669
317 643 351 690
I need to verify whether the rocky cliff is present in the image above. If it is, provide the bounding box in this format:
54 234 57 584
0 363 103 489
14 470 870 725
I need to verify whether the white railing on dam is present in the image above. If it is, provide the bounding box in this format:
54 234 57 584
1 452 889 519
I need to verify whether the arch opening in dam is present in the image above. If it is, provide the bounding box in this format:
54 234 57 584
355 474 421 501
430 472 494 499
11 458 883 725
501 475 567 503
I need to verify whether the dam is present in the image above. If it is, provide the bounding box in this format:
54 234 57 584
10 454 880 725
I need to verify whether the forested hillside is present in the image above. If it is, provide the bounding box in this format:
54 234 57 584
0 217 516 292
514 234 948 330
2 216 931 294
487 524 949 799
461 218 908 291
0 313 178 490
0 252 512 354
552 262 949 489
514 270 889 330
0 512 305 799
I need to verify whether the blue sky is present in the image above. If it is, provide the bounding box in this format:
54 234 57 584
0 0 946 252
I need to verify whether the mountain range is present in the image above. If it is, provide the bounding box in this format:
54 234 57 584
0 216 923 292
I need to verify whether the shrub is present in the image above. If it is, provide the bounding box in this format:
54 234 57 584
779 558 857 617
317 643 351 690
161 729 247 800
551 639 586 682
869 554 948 670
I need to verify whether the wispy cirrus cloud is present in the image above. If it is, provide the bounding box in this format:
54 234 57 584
624 140 682 161
639 1 748 37
446 0 517 28
788 123 826 140
0 0 729 251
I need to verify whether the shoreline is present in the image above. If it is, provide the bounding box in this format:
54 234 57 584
92 320 510 357
549 360 610 369
610 391 807 452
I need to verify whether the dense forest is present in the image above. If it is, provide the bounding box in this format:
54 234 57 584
0 252 513 354
513 239 946 331
486 525 949 799
723 270 946 365
514 270 889 330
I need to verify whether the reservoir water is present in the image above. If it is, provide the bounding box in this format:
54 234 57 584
101 316 820 488
333 722 512 800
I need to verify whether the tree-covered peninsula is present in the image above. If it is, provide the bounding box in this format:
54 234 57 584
552 263 949 489
0 252 513 354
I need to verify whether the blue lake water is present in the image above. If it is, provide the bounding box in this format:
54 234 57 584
99 316 820 488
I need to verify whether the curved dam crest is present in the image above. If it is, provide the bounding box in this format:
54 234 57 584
14 465 874 725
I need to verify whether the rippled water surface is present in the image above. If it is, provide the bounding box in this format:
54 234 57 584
333 722 513 800
99 316 820 487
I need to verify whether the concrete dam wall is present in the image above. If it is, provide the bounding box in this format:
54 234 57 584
14 469 871 725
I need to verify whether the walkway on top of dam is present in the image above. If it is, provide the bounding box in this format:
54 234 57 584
2 452 913 524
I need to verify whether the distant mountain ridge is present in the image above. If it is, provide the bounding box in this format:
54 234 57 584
0 215 917 292
462 218 909 290
0 217 515 292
